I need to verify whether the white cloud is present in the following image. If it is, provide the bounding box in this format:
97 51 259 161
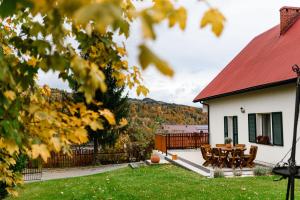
37 70 71 92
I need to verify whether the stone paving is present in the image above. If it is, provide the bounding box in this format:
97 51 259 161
32 163 129 182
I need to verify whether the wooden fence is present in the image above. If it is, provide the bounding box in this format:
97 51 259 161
43 149 128 168
155 132 209 153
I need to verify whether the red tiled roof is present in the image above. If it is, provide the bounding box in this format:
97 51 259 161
193 19 300 102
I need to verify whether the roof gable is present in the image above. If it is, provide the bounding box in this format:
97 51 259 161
193 19 300 102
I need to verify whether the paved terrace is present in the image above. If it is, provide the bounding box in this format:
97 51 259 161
156 149 256 178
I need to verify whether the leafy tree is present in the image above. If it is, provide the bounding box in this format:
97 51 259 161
71 30 129 163
0 0 225 196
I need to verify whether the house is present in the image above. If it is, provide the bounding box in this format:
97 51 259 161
193 6 300 165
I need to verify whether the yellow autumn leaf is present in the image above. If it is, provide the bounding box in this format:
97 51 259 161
73 128 88 144
50 137 61 152
177 7 187 30
128 81 134 89
90 120 104 131
4 139 19 154
27 57 38 67
100 109 116 125
31 144 50 162
117 47 127 56
5 157 16 165
6 187 18 197
139 44 174 77
28 104 40 114
168 7 187 30
141 11 156 39
119 118 128 127
4 90 16 101
136 85 149 96
200 8 226 37
42 85 51 97
2 45 12 55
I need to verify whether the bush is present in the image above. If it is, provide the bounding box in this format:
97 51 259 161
0 154 28 199
214 168 224 178
253 166 271 176
233 169 242 177
224 137 232 144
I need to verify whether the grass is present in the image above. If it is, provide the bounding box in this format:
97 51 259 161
7 164 299 200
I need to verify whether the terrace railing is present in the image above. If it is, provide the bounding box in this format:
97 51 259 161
155 132 209 155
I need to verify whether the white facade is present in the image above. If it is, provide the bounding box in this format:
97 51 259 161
204 83 300 165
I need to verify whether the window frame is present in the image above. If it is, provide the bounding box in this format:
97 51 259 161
248 112 283 146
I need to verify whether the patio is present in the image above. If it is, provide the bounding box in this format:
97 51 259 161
154 131 262 177
157 149 256 178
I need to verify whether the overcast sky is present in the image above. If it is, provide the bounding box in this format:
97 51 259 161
38 0 300 107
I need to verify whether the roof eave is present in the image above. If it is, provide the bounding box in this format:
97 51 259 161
193 78 297 103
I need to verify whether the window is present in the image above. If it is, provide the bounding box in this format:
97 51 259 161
224 116 238 145
248 112 283 146
261 114 271 138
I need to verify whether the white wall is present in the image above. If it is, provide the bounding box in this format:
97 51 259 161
205 83 300 165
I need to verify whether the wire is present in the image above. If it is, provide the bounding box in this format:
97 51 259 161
276 135 300 165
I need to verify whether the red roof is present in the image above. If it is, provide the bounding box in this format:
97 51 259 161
193 19 300 102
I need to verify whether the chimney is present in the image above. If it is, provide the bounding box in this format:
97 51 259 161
280 6 300 35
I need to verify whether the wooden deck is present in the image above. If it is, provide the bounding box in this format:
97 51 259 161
155 132 209 154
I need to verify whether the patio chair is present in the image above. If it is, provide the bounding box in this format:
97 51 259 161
211 148 227 168
228 148 244 168
200 146 212 167
242 145 258 168
201 144 211 153
235 144 246 148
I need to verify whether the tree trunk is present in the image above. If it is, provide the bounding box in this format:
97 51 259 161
93 136 98 165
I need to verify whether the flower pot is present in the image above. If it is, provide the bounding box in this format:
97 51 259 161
172 154 178 160
150 154 160 164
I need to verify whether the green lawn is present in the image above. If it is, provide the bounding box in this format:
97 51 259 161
7 165 299 200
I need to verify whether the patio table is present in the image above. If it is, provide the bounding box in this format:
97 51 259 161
217 147 247 168
219 147 247 152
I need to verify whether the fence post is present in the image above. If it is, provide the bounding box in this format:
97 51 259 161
165 134 168 156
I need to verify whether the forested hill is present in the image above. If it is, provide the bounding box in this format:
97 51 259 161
128 98 207 125
49 89 207 125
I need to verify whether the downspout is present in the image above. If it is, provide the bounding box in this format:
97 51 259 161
201 102 210 144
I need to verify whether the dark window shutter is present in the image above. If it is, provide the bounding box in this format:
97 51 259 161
272 112 283 146
224 117 228 138
233 116 238 145
248 114 257 143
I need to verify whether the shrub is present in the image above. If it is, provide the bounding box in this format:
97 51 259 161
214 168 224 178
0 154 28 199
224 137 232 144
233 169 242 177
253 166 271 176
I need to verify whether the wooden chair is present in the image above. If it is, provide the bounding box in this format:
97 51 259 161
216 144 228 158
242 145 258 168
211 148 227 168
201 144 211 153
235 144 246 148
228 148 244 168
200 146 212 167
